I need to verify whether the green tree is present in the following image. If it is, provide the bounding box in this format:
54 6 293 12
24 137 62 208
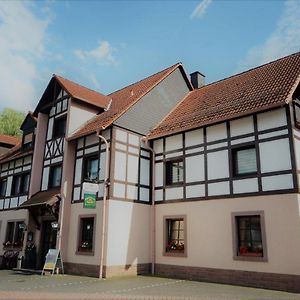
0 108 25 137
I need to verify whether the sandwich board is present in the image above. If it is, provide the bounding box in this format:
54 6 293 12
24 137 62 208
41 249 64 276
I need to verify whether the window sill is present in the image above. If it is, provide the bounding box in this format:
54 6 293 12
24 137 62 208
163 250 187 257
165 183 184 188
76 250 94 256
233 254 267 262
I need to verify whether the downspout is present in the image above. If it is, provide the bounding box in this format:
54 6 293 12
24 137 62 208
97 129 110 279
141 136 156 275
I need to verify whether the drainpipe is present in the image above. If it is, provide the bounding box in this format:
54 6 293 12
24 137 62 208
97 129 110 279
141 136 156 275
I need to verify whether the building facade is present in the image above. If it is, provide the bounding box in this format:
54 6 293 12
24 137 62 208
1 52 300 292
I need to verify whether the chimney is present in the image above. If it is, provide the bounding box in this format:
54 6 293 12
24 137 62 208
190 71 205 89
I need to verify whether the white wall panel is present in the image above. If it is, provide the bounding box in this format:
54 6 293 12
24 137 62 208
127 185 138 200
85 134 98 146
0 199 3 208
140 187 149 202
85 146 98 154
140 158 150 186
166 134 182 151
185 129 204 147
10 198 18 208
153 139 163 153
73 187 81 201
113 183 126 198
42 167 49 190
262 174 293 191
18 196 27 205
207 123 227 142
233 178 259 194
230 116 254 137
114 151 127 181
155 189 163 201
127 155 139 183
186 147 204 155
259 129 288 140
4 200 9 209
115 143 127 151
257 108 287 131
208 181 230 196
186 184 205 198
207 142 228 150
165 187 183 200
74 158 82 185
260 138 291 173
47 117 53 140
115 129 127 143
231 136 255 145
207 150 229 180
128 134 139 146
165 151 183 159
185 155 204 183
155 163 163 187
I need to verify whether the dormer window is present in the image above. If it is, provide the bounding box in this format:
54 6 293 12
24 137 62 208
23 132 34 150
52 116 67 139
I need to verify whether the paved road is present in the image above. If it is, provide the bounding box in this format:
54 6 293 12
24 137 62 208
0 270 299 300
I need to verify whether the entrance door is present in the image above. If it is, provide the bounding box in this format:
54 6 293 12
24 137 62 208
40 220 57 267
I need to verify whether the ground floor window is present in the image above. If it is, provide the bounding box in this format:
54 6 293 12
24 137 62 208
164 215 186 257
232 211 267 261
4 221 25 248
77 216 95 255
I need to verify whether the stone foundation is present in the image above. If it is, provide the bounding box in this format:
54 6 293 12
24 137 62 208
155 263 300 293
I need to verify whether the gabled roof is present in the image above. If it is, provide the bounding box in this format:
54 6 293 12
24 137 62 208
69 63 188 140
148 51 300 140
0 134 20 147
20 112 37 131
0 143 32 163
34 75 111 114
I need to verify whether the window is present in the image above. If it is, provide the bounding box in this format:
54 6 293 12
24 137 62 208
165 159 184 185
4 221 25 248
49 165 62 188
164 216 186 257
52 116 67 139
0 178 7 197
232 212 267 261
232 146 257 177
11 173 30 195
83 155 98 182
23 132 34 150
77 217 95 254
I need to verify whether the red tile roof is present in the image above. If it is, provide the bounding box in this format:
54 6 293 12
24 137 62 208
0 142 32 163
55 75 111 110
0 134 20 146
69 63 184 140
148 52 300 140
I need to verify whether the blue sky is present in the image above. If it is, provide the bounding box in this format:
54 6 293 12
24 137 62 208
0 0 300 112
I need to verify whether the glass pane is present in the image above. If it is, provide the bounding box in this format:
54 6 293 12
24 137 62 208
22 174 30 193
80 218 94 250
51 166 62 187
0 178 7 196
86 157 98 180
236 148 257 175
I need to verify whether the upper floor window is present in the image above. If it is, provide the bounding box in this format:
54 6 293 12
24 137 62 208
52 116 67 139
11 172 30 196
232 145 257 177
165 159 184 185
23 132 34 150
49 164 62 188
83 155 98 182
0 178 7 197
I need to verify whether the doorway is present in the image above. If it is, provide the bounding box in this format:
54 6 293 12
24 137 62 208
40 220 57 268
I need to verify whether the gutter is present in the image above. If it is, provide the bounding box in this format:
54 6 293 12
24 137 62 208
141 136 156 275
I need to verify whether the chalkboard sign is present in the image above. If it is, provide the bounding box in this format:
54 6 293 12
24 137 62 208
42 249 64 275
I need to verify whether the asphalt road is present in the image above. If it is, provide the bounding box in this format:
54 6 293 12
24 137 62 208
0 270 299 300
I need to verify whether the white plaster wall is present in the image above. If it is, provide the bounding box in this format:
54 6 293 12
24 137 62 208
156 193 300 275
206 123 227 142
257 108 287 131
165 187 183 200
106 200 150 266
207 150 229 180
67 100 98 136
165 134 183 152
262 174 294 191
230 116 254 137
259 138 291 173
185 155 204 183
185 129 204 147
233 178 259 194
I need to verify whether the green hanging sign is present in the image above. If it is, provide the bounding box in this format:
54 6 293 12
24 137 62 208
84 193 96 209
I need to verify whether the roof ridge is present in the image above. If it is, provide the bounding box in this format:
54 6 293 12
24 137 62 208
108 62 182 96
199 51 300 90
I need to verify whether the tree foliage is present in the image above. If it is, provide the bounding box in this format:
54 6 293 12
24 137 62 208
0 108 25 137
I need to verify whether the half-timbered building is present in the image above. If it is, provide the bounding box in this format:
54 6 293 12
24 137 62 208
0 52 300 292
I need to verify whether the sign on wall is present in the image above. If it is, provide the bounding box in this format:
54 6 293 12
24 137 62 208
84 193 96 209
82 182 98 209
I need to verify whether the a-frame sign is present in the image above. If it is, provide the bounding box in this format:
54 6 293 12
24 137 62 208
41 249 64 276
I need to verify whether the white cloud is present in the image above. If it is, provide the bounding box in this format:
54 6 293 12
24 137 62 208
190 0 212 19
237 0 300 72
0 1 50 112
75 41 117 65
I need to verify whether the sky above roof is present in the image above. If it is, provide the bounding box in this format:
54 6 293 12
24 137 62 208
0 0 300 113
